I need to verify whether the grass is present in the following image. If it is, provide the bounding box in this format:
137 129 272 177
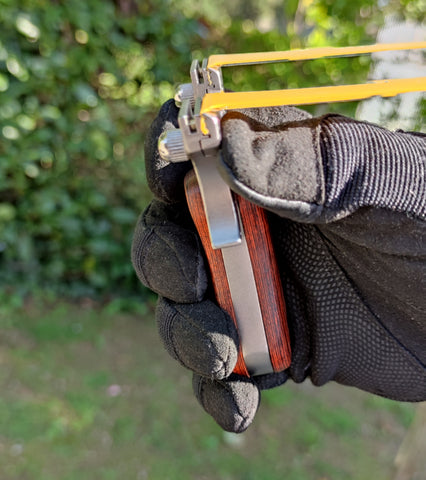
0 293 419 480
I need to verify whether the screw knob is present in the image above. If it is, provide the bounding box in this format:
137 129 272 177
158 130 188 162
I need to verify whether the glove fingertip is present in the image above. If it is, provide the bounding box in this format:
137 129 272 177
193 374 260 433
132 204 208 303
156 299 239 379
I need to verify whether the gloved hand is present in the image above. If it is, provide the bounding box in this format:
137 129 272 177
132 99 426 433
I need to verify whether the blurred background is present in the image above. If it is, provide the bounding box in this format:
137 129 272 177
0 1 424 479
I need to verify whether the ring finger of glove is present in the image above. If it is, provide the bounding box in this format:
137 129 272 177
157 298 239 380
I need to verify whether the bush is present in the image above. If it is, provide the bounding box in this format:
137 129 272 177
0 0 204 297
1 0 418 299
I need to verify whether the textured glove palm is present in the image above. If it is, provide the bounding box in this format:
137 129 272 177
132 99 426 433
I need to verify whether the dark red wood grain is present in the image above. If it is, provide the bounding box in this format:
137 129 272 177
184 170 291 376
235 195 291 371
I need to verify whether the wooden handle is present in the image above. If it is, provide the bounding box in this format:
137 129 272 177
184 170 291 377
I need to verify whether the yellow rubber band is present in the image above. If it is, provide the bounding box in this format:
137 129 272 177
206 42 426 69
202 77 425 112
200 77 425 134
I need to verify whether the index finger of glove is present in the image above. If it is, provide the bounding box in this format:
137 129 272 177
145 99 192 204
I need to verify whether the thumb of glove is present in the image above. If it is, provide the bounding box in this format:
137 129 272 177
219 110 425 223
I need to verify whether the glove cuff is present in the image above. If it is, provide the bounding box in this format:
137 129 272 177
321 115 426 221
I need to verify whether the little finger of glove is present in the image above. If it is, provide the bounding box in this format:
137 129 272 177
193 373 260 433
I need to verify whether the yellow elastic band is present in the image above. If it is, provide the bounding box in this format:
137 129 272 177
206 42 426 69
201 77 425 112
200 77 425 134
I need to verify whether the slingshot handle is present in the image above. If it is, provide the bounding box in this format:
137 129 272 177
184 170 291 377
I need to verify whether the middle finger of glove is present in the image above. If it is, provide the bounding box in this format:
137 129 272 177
132 199 208 304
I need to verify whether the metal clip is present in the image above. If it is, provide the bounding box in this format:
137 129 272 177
158 60 241 249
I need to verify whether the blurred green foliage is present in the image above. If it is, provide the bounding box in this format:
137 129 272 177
0 0 421 298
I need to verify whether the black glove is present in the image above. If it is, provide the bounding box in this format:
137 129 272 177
132 99 426 433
